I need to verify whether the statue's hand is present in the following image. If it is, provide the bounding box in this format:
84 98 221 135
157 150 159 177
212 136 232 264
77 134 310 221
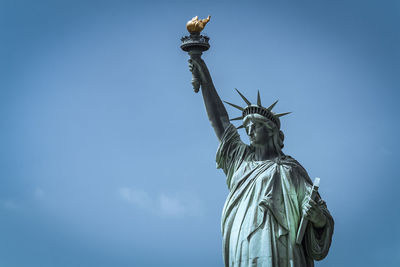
303 198 327 228
188 59 200 92
188 57 211 92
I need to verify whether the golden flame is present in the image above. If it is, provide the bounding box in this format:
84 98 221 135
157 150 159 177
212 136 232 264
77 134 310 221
186 15 211 34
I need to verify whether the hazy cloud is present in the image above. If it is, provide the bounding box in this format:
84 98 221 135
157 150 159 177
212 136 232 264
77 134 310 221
379 146 392 155
2 199 18 210
119 187 204 217
159 194 185 216
34 187 45 199
119 187 152 209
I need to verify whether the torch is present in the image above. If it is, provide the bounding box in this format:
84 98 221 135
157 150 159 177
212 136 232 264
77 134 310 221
180 16 211 93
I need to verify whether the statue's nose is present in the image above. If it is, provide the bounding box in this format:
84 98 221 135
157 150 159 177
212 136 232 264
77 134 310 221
248 125 254 136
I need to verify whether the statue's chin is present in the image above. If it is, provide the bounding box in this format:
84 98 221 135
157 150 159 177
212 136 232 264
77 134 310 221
250 140 262 147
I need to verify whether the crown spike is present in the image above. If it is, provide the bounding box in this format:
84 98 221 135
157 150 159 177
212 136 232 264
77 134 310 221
267 100 279 111
237 125 245 129
275 112 292 118
230 116 243 121
235 88 251 106
257 91 262 106
224 101 244 111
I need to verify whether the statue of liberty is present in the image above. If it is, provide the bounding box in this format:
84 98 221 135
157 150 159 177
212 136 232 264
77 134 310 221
182 16 334 267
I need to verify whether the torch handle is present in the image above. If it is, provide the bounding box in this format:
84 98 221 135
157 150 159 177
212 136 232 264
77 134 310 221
189 50 203 93
191 62 201 93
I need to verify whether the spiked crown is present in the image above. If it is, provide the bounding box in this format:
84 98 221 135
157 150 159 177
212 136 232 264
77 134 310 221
225 89 291 130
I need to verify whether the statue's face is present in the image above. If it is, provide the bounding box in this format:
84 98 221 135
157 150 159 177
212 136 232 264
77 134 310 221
245 117 275 147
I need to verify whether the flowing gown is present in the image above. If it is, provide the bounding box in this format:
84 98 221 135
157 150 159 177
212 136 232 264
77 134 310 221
216 124 334 267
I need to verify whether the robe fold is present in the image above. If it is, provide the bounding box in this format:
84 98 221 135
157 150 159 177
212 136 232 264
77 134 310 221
216 124 334 267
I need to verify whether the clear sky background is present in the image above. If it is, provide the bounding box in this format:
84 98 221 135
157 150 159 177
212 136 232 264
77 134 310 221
1 0 399 266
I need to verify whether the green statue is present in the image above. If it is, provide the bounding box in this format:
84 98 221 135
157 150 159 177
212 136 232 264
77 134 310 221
181 17 334 267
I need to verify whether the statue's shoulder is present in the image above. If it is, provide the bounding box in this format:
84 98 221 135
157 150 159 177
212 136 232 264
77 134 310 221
277 155 301 167
278 155 311 180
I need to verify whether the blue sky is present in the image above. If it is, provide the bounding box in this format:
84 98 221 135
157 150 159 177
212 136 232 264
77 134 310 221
1 0 399 266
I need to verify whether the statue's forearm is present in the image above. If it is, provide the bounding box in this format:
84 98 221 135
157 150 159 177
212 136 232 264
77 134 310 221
200 82 230 140
193 57 230 140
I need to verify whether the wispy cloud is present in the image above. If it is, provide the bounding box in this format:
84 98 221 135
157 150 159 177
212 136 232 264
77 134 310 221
379 146 392 155
34 187 45 199
1 186 44 211
118 187 204 217
159 194 185 216
119 187 152 209
2 199 18 210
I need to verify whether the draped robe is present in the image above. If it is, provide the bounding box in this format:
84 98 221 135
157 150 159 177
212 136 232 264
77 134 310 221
216 124 334 267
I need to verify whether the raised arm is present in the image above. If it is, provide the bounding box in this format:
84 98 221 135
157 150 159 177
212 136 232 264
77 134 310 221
189 55 230 140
